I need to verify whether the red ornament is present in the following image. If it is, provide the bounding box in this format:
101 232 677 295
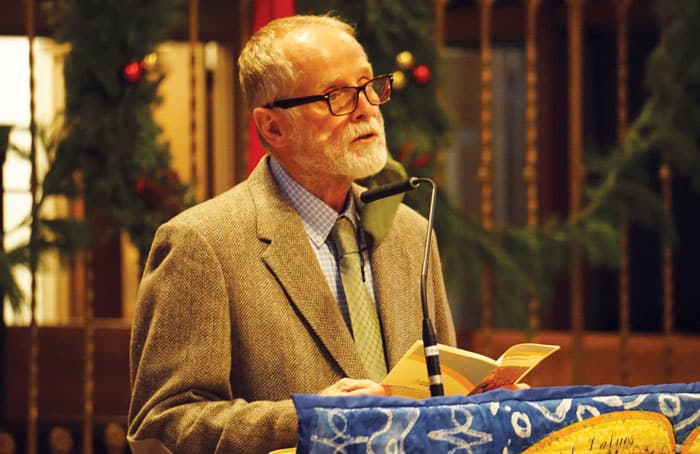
397 141 415 163
136 169 185 215
123 61 145 83
412 64 431 85
412 154 431 168
135 174 160 208
135 177 146 195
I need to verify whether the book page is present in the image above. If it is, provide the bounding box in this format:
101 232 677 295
497 343 560 367
468 343 560 395
381 341 499 398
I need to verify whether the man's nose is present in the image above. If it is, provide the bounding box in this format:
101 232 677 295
350 91 376 121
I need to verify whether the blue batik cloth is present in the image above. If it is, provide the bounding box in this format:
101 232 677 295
293 382 700 453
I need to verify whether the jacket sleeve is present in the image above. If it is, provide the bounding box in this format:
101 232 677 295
127 222 297 453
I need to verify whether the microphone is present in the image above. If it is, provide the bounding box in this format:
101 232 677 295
359 177 420 203
360 177 445 397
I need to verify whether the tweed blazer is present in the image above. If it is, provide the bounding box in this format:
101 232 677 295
127 157 456 453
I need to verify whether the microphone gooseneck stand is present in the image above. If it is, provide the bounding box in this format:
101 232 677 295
413 178 444 397
360 177 445 397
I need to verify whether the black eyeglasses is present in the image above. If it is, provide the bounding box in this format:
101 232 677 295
264 74 393 116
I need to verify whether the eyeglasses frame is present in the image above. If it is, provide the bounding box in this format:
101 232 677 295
263 73 394 116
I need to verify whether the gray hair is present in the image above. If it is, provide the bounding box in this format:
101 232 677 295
238 15 356 110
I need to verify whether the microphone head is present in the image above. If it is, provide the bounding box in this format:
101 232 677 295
360 178 421 204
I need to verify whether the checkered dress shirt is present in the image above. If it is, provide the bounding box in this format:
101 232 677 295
268 157 377 332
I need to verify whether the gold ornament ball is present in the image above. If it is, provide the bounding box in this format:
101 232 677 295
395 51 415 70
392 71 407 90
143 52 159 70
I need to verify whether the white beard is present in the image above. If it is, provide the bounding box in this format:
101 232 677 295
290 116 388 180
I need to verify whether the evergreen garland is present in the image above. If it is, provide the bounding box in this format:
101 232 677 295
44 0 193 263
0 125 23 311
0 124 92 312
1 0 193 311
298 0 700 329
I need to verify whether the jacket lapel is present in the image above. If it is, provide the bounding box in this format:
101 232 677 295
367 234 423 368
248 159 366 379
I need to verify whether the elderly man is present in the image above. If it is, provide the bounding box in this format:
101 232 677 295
128 14 455 453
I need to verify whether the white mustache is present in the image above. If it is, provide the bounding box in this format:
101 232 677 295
344 118 383 142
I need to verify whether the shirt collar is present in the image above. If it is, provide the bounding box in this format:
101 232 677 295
269 157 358 247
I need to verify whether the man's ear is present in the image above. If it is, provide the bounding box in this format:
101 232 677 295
252 107 289 148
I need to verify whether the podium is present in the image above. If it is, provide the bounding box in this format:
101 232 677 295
293 382 700 452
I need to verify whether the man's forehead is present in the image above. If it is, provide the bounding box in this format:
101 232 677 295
279 24 373 94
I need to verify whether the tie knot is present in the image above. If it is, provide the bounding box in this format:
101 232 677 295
331 217 360 257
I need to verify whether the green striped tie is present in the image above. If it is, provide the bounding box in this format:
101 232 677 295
332 217 387 382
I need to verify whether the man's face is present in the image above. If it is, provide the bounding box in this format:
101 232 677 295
280 25 388 182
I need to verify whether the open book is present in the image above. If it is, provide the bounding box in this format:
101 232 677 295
381 340 560 399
